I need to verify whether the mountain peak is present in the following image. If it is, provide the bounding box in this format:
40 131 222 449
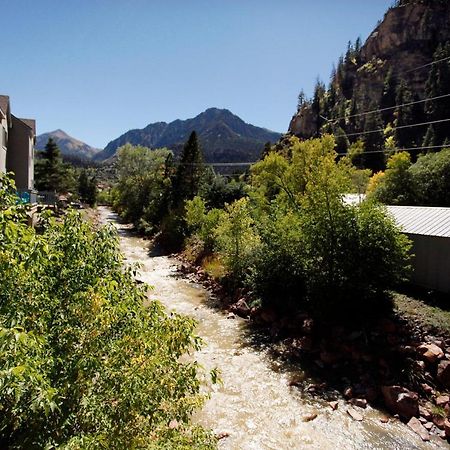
96 108 281 162
36 130 100 159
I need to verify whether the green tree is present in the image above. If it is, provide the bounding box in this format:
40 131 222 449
172 131 204 207
34 138 65 192
423 42 450 146
394 79 414 148
362 106 385 171
78 169 98 206
0 173 216 449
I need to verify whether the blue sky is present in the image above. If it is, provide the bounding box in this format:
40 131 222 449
3 0 392 148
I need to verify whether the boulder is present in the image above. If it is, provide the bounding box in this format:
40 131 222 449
445 419 450 439
230 298 251 318
347 408 363 421
381 386 419 420
328 401 339 410
417 343 444 364
436 395 450 407
349 398 368 409
407 417 430 441
419 405 432 421
302 412 318 422
437 360 450 389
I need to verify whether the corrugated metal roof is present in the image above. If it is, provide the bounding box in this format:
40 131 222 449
387 206 450 238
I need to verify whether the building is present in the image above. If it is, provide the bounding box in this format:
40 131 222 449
0 95 36 196
387 205 450 293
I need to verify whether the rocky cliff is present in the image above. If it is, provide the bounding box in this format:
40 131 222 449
288 0 450 166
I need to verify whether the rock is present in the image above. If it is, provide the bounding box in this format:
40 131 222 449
381 386 419 420
349 398 368 409
302 412 318 422
421 383 434 395
226 312 236 319
380 416 390 423
437 360 450 389
168 419 179 429
419 405 432 421
344 387 354 399
230 298 251 318
347 408 363 421
424 421 434 430
379 318 397 334
320 350 341 365
407 417 430 441
445 419 450 439
436 395 449 406
216 431 230 440
328 401 339 410
417 343 444 364
302 318 314 334
260 308 277 323
433 415 445 430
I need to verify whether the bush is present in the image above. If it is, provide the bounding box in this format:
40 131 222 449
0 174 215 449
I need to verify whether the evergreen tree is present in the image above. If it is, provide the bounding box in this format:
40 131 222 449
34 138 65 192
424 42 450 146
78 169 98 206
394 79 414 148
362 105 385 171
172 131 204 206
380 69 397 124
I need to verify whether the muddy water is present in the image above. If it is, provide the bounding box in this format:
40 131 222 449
98 207 444 450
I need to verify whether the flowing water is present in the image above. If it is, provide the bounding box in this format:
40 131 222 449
98 207 446 450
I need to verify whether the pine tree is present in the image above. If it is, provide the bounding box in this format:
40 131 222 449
172 131 204 206
363 105 385 171
394 79 414 148
424 42 450 146
380 69 397 124
35 138 65 192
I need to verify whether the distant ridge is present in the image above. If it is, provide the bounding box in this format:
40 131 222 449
94 108 282 163
36 129 101 159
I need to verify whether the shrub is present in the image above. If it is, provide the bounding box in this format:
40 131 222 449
0 174 215 449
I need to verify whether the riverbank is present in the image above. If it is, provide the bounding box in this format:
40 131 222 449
176 250 450 445
98 206 442 449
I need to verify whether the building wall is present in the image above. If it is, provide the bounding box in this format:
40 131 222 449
408 233 450 293
6 117 33 190
0 116 8 173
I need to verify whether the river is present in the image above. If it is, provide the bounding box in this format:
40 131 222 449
98 206 445 450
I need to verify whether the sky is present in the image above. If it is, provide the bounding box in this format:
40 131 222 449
3 0 393 148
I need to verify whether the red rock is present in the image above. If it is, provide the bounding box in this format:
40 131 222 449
379 318 397 334
424 422 434 430
349 398 368 409
433 415 445 430
437 360 450 389
344 387 354 399
407 417 430 441
421 383 434 395
347 408 363 421
445 419 450 439
230 298 251 318
419 405 432 421
417 343 444 364
436 395 449 406
302 318 314 334
381 386 419 420
328 401 339 410
216 432 230 440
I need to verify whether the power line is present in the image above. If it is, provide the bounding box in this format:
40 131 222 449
324 93 450 123
336 144 449 156
335 117 450 139
404 56 450 74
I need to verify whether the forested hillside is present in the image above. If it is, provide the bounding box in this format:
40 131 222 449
289 0 450 171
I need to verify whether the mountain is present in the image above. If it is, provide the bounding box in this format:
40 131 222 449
94 108 282 163
288 0 450 171
36 129 101 159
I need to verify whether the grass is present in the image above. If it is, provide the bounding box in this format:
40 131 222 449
394 290 450 336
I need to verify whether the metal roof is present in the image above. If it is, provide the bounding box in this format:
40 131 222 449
387 205 450 238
